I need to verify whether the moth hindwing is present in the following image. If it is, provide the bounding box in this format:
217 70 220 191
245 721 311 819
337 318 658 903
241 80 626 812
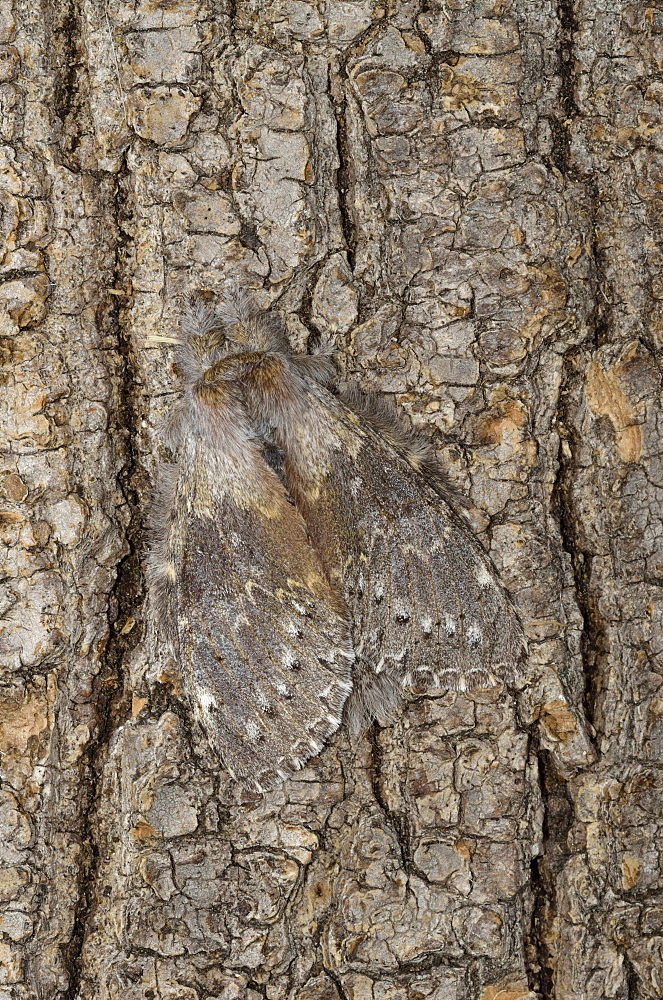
148 295 525 791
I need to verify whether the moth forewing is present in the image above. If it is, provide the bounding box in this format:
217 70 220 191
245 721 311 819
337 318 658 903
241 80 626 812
148 332 354 792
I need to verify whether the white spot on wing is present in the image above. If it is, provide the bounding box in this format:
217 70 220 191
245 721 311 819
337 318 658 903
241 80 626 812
476 564 493 588
199 691 217 714
445 616 456 636
467 624 483 646
246 721 260 742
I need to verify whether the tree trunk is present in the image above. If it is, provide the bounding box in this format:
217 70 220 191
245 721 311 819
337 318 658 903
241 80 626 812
1 1 661 997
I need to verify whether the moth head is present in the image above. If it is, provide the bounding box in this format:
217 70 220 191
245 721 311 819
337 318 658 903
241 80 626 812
148 292 291 386
214 291 289 355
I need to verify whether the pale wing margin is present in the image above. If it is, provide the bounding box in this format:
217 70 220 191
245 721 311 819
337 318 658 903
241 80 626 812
148 393 354 792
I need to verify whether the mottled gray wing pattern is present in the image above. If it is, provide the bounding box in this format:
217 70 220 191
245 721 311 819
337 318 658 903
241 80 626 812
349 445 523 688
152 393 354 792
256 371 525 724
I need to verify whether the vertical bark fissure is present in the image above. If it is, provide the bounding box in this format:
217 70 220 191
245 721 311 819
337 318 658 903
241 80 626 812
528 747 576 1000
330 88 358 274
549 0 611 728
525 743 546 999
328 16 384 283
552 357 604 735
521 4 617 992
325 967 350 1000
586 181 616 351
623 950 639 1000
368 726 412 874
555 0 614 352
48 0 80 131
548 0 580 176
62 169 144 998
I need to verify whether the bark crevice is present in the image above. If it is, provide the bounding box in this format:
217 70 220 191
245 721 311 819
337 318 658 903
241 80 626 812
61 168 144 996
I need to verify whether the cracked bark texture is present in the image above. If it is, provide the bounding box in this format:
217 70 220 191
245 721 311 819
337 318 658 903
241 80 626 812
0 0 661 997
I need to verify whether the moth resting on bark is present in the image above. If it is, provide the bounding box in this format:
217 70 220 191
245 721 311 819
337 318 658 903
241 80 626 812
147 294 526 792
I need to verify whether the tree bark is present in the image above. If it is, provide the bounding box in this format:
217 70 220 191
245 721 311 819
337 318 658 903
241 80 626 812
1 1 661 997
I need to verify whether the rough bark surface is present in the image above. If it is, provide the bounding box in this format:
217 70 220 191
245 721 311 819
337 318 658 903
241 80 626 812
0 0 661 998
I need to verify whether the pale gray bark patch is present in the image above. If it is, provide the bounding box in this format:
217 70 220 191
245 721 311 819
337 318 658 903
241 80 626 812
1 0 660 997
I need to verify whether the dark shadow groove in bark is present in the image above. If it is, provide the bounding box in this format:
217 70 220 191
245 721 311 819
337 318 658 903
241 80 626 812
226 0 237 30
62 169 144 1000
325 967 349 1000
45 0 79 127
623 949 640 1000
524 734 545 998
330 91 358 273
331 15 386 280
528 858 547 997
587 180 616 351
368 724 415 877
557 0 580 119
61 545 138 1000
553 347 605 739
44 0 91 171
540 0 580 178
529 749 576 1000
